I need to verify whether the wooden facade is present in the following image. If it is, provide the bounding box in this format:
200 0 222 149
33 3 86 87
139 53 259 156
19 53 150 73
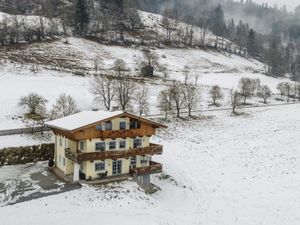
52 116 160 141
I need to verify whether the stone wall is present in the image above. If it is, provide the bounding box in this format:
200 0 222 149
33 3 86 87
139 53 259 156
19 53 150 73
0 143 54 166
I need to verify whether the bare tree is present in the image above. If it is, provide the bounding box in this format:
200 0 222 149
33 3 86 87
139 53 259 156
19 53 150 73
238 77 260 104
115 76 136 111
94 55 102 74
50 94 79 119
188 26 194 46
182 84 199 116
113 59 127 76
11 15 20 43
297 83 300 100
158 89 172 119
210 85 223 105
141 48 159 68
18 93 48 115
38 16 45 39
161 9 176 43
183 65 190 85
199 17 208 47
170 83 185 117
160 65 169 81
285 82 292 102
292 83 298 102
257 85 272 104
277 82 292 102
90 75 116 111
135 87 149 116
277 82 286 98
194 74 200 86
231 90 241 114
125 7 142 31
0 15 8 45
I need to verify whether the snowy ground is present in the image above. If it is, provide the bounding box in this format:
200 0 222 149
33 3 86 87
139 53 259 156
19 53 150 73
1 104 299 225
0 161 65 207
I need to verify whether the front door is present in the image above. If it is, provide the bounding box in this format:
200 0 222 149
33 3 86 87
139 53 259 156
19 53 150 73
112 160 122 175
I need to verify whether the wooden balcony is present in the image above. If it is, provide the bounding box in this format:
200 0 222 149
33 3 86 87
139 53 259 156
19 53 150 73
130 161 163 176
65 143 163 162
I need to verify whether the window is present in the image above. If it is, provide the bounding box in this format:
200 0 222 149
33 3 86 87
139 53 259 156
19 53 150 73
105 122 112 130
119 140 126 149
59 138 62 146
95 142 106 152
130 156 136 167
140 156 148 164
96 125 102 131
95 162 105 171
130 120 141 129
112 160 122 175
120 121 126 130
133 138 142 148
79 141 84 151
109 141 116 150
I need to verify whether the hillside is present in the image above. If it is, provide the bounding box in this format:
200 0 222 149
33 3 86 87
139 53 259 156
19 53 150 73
0 5 300 225
1 104 300 225
0 36 290 133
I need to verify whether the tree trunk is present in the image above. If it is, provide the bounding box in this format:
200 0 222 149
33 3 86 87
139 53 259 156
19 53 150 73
176 108 180 117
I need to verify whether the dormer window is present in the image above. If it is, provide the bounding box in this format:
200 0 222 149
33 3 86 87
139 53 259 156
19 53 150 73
120 121 126 130
96 125 102 131
105 121 112 130
130 120 141 129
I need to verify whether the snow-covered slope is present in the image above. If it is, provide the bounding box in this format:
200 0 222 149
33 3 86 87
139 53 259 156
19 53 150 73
0 37 291 132
0 12 63 35
1 105 300 225
139 10 241 51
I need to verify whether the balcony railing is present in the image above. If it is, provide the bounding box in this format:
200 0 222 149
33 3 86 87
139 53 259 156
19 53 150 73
130 161 163 176
65 143 163 162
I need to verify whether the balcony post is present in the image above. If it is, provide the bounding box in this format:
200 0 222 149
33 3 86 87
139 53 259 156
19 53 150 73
73 163 80 182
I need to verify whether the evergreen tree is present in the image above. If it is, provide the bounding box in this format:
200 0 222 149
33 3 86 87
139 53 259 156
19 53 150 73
75 0 89 36
247 29 257 57
264 35 285 77
209 5 227 37
227 19 236 41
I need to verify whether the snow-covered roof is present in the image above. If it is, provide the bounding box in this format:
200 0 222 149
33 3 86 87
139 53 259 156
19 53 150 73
45 110 124 131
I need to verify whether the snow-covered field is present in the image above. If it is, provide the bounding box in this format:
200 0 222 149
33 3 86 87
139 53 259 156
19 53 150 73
1 104 299 225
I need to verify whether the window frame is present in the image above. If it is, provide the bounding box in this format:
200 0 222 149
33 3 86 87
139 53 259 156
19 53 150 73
119 140 126 149
105 121 112 130
96 125 102 131
95 162 105 172
130 156 136 167
79 141 84 151
133 138 142 148
140 156 148 164
119 121 126 130
109 141 116 150
95 142 106 152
